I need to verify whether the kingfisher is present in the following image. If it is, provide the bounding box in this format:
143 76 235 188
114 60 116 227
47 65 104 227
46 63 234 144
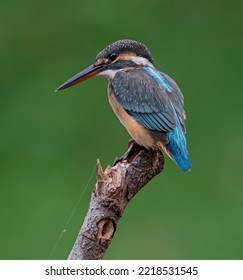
55 39 191 171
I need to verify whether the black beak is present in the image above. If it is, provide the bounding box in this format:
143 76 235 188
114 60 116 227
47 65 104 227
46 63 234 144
55 64 105 92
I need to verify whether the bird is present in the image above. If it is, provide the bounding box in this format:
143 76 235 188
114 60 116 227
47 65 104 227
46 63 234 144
55 39 191 171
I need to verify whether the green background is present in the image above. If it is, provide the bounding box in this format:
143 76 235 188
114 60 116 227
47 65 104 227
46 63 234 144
1 0 243 259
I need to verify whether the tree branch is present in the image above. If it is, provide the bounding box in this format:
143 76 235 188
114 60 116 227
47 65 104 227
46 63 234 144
68 143 164 260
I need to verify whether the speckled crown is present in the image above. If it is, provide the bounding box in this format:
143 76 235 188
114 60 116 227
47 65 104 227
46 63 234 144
96 39 154 64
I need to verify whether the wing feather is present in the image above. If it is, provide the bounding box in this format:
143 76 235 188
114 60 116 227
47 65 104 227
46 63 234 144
112 67 186 136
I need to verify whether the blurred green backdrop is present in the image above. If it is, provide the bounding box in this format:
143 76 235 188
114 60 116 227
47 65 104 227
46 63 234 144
0 0 243 260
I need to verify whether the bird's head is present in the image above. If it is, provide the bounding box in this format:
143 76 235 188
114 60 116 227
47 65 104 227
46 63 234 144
55 39 154 91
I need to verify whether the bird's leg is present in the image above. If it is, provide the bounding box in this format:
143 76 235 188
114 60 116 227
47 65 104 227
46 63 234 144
113 140 145 165
128 139 137 147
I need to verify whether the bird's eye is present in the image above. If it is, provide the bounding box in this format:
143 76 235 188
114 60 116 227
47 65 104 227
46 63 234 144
107 53 118 61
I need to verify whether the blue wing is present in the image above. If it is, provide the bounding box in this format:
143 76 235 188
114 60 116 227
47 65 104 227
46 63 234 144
112 67 191 171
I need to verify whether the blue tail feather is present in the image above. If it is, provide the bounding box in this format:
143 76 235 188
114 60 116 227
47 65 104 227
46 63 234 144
166 109 191 172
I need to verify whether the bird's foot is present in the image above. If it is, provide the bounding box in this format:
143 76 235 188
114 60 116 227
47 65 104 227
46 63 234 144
128 139 136 147
114 140 144 165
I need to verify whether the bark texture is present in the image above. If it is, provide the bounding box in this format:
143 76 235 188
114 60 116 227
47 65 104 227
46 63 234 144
68 144 164 260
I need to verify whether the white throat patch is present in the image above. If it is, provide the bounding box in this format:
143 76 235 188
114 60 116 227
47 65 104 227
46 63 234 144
97 69 120 79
